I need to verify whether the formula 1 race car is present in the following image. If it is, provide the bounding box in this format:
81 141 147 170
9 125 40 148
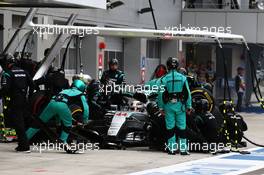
68 90 247 152
28 74 247 152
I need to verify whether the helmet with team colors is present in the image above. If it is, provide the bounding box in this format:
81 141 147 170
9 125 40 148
72 79 87 93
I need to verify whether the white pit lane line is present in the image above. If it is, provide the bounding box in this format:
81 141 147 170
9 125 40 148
129 147 264 175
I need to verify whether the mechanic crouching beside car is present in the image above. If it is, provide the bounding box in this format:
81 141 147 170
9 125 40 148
26 78 89 146
160 57 192 155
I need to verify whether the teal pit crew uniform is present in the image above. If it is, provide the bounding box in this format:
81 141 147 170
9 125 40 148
26 79 89 143
161 57 192 155
145 77 165 108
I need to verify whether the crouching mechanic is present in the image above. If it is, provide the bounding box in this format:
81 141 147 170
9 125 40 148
26 79 89 145
161 57 192 155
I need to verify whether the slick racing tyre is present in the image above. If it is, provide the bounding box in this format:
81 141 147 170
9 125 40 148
28 91 52 143
68 104 85 151
30 90 50 116
68 105 102 146
69 104 83 124
191 87 215 112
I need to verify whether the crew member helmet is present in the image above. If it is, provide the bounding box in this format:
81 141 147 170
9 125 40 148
72 79 87 92
0 53 16 69
166 57 179 70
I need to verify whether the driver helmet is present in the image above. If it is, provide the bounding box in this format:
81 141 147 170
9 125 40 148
130 100 144 112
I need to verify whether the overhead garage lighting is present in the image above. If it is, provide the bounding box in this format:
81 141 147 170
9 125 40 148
137 0 157 30
107 0 124 9
137 7 152 14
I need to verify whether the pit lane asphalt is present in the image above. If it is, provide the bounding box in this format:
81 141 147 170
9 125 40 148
0 112 263 175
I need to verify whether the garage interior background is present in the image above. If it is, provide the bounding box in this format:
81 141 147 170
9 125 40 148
0 0 263 103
